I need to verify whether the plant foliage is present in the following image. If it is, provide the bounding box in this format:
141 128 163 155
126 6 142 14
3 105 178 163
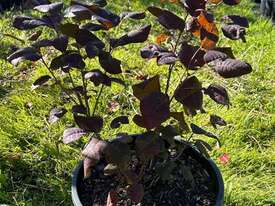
6 0 252 204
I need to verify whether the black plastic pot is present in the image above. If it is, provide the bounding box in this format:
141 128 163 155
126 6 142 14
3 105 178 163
71 137 224 206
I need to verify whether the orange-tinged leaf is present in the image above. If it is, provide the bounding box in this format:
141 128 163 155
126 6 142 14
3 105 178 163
156 33 169 44
186 18 201 37
208 0 222 4
197 12 219 50
200 27 219 50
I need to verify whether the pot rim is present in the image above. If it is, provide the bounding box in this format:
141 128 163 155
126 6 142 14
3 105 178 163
72 135 224 206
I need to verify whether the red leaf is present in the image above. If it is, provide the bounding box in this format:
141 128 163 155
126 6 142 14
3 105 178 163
219 153 230 164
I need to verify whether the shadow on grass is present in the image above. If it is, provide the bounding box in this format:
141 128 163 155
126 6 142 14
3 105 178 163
0 87 8 98
0 155 71 205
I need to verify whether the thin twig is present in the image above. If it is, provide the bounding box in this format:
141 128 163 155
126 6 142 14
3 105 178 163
68 71 84 106
81 71 91 116
165 64 174 94
40 57 78 104
165 30 184 95
92 84 104 116
2 33 25 44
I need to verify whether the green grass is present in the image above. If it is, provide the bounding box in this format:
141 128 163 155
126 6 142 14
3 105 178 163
0 0 274 205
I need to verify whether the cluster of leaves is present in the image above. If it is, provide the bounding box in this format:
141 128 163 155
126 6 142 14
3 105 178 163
6 0 252 205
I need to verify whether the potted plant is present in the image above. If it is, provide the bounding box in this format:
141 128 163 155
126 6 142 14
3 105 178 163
6 0 252 205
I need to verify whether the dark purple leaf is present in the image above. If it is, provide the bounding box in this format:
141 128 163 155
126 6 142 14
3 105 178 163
48 107 67 124
191 123 221 146
204 50 228 63
105 141 131 168
34 2 63 14
221 24 246 42
13 16 48 30
111 25 151 48
60 23 80 38
32 39 53 48
82 138 108 177
214 47 235 59
140 92 170 129
135 133 163 159
120 11 146 20
210 114 227 129
72 86 86 95
182 0 206 17
74 115 103 133
204 84 230 106
80 22 107 31
179 42 205 70
174 76 203 116
7 47 42 65
63 53 85 70
64 5 92 20
41 13 63 28
140 44 168 59
75 29 105 49
133 115 146 128
85 43 99 58
157 52 177 65
110 78 125 87
31 35 68 52
71 0 107 8
72 105 87 115
223 0 241 6
31 75 51 90
110 116 129 129
84 69 111 86
52 35 68 52
214 58 252 78
194 140 211 158
148 7 185 30
50 52 85 70
88 6 120 29
98 51 122 74
63 127 86 144
147 6 163 17
222 15 249 28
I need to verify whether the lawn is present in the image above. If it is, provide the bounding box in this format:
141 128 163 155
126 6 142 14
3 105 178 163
0 0 274 205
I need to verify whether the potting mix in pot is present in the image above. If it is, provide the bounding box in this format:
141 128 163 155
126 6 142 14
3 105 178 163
6 0 252 205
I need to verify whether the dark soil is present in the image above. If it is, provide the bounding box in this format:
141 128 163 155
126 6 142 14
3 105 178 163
78 150 217 206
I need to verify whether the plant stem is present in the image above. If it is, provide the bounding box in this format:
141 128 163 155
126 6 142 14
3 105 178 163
165 64 174 94
68 71 84 106
41 57 78 104
2 33 25 44
165 30 184 95
92 84 104 116
81 71 91 117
